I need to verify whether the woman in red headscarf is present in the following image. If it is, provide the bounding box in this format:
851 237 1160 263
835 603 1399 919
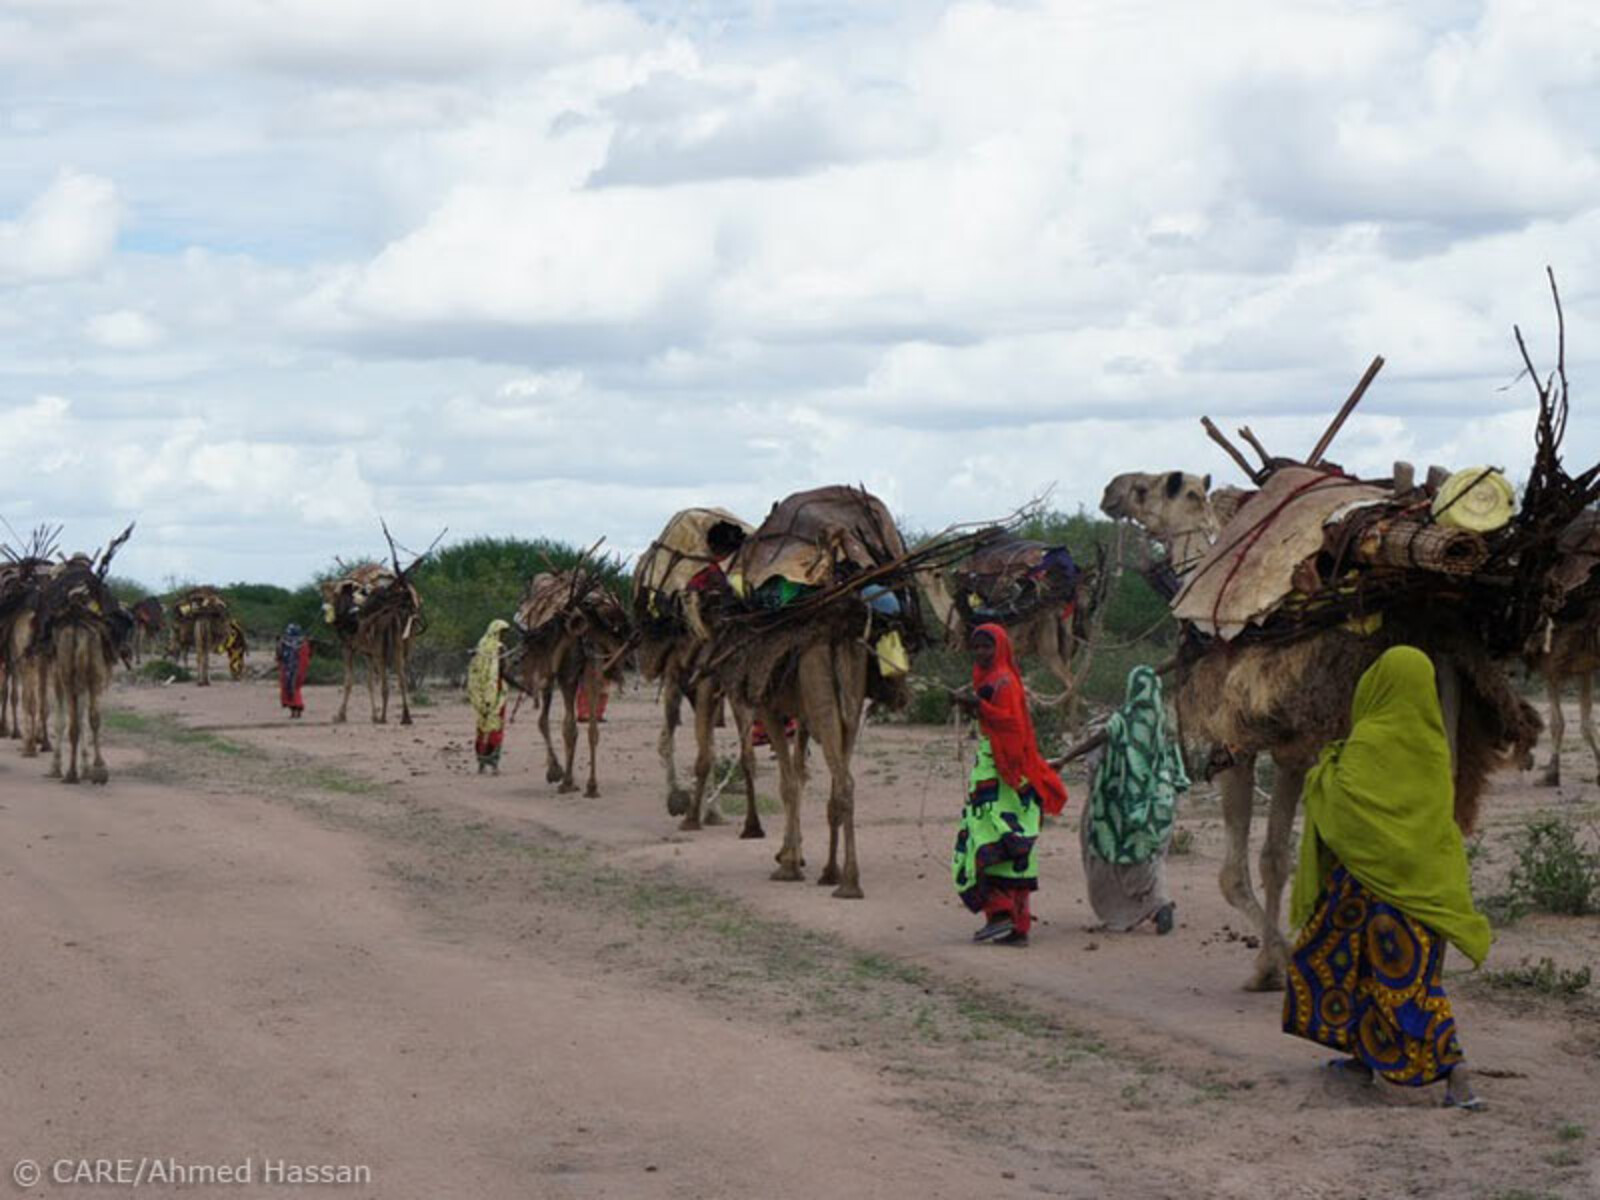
951 624 1069 946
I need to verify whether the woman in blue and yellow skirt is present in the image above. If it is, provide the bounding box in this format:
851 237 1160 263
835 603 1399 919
1283 646 1487 1109
951 624 1068 947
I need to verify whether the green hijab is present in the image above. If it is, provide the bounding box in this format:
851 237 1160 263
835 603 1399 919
1289 646 1491 966
1088 665 1190 864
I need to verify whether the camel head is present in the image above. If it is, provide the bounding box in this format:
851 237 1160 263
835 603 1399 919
1100 470 1221 576
1100 471 1215 537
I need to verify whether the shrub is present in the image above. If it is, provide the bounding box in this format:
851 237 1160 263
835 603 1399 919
1495 815 1600 917
1480 956 1592 997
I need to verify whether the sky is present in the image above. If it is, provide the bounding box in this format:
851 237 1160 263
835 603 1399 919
2 0 1598 587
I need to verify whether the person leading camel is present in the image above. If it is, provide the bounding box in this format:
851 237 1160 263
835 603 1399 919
1283 645 1486 1110
951 624 1069 947
469 619 511 774
276 623 311 719
1081 664 1186 934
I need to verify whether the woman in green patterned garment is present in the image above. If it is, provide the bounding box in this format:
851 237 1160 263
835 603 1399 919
1080 665 1188 933
951 624 1069 947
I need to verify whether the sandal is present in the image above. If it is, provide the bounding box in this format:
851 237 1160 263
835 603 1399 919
1443 1093 1486 1111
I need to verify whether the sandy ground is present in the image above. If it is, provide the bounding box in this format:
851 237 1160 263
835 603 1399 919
3 661 1598 1199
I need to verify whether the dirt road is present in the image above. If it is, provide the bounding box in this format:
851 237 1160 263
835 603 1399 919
2 671 1596 1198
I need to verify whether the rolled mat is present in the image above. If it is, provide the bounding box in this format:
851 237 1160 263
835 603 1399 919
1354 519 1489 575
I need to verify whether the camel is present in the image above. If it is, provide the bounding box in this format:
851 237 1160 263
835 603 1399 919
129 596 164 665
1531 618 1600 786
712 485 924 899
322 563 422 725
1103 470 1539 990
0 551 55 755
1527 511 1600 787
169 587 231 686
633 507 762 835
509 567 630 798
920 537 1100 705
34 534 134 783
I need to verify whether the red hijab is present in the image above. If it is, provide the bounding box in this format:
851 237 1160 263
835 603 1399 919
971 623 1068 815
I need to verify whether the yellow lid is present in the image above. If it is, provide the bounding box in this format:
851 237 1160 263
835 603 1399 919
1432 467 1515 533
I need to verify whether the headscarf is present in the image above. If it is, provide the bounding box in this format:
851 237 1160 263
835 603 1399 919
1088 665 1189 864
468 619 511 729
277 623 305 674
971 623 1068 815
1289 646 1491 966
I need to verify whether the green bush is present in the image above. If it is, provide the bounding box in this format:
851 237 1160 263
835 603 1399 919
1501 815 1600 917
1480 956 1592 997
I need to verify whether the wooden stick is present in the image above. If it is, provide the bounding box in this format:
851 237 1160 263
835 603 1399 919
1308 355 1385 466
1048 728 1107 769
1201 417 1262 482
1237 426 1273 469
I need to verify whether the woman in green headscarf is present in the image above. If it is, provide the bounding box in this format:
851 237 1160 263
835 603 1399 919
468 619 512 774
1284 646 1488 1109
1081 664 1188 933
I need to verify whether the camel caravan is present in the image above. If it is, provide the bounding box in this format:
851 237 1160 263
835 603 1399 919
9 280 1600 1039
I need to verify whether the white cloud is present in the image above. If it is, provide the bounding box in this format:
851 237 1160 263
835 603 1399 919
85 308 165 350
1 0 1598 586
0 170 120 284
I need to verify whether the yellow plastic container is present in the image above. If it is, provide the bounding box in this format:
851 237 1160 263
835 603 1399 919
1432 467 1515 532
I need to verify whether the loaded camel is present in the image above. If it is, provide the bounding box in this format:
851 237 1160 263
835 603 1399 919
37 528 135 784
322 562 423 725
710 485 931 899
169 586 231 686
0 543 55 756
508 559 630 798
1103 457 1540 992
920 537 1096 704
633 508 762 835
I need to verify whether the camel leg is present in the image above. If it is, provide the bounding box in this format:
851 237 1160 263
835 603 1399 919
661 666 691 817
49 663 65 779
196 624 210 687
558 676 579 794
1038 614 1076 705
333 644 353 723
1252 759 1304 992
23 659 40 756
87 677 108 785
61 663 83 785
806 641 867 899
764 702 805 881
1216 758 1270 985
731 701 763 839
396 633 413 726
534 679 560 783
1543 670 1565 787
368 649 385 723
1579 673 1600 786
681 681 717 831
582 664 602 799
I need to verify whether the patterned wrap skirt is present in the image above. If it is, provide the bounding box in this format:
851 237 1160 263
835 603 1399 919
1283 866 1464 1086
952 738 1041 914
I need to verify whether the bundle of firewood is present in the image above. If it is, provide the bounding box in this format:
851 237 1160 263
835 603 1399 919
1179 271 1600 659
